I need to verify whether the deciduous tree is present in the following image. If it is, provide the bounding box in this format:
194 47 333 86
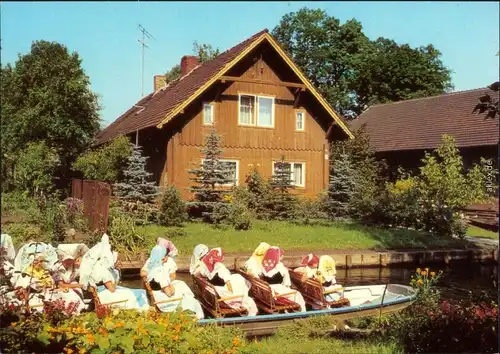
0 40 101 183
272 8 452 118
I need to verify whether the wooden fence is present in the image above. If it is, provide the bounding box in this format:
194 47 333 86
72 179 111 232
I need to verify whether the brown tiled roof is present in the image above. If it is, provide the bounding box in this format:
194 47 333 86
96 29 269 145
350 88 499 152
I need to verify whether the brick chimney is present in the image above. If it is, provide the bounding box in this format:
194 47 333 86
180 55 199 77
153 75 166 92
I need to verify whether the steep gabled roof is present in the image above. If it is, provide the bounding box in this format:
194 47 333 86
96 29 353 145
350 88 499 152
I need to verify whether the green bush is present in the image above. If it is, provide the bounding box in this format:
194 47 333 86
243 165 270 218
158 186 187 227
107 205 146 259
293 197 322 225
212 196 252 230
1 308 249 354
72 136 132 183
13 141 60 197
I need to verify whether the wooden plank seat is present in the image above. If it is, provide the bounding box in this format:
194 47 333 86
191 275 247 318
236 269 302 314
88 285 128 312
290 269 350 309
141 276 183 313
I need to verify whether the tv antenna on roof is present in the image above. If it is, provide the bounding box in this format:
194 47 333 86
138 24 155 97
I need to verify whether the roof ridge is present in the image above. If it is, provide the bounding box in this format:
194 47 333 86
368 87 496 108
154 28 269 94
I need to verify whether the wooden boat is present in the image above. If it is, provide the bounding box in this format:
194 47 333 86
289 269 350 309
236 269 302 314
197 283 416 337
192 275 248 318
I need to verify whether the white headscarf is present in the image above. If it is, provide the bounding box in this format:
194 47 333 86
14 242 58 273
0 234 16 262
57 243 89 262
79 234 112 290
189 244 209 275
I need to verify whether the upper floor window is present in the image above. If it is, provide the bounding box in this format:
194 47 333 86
272 161 305 187
238 94 274 128
295 111 305 131
203 103 214 125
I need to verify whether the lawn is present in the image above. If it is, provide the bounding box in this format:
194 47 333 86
245 315 402 354
136 219 471 256
466 225 498 239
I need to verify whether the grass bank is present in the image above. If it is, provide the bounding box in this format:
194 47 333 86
245 316 401 354
136 219 473 256
466 225 498 239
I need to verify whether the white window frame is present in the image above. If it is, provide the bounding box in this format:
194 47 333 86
272 160 306 187
201 158 239 186
203 102 214 125
238 93 275 128
295 110 305 131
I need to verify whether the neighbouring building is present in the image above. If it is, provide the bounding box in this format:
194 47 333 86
350 88 499 177
96 29 354 199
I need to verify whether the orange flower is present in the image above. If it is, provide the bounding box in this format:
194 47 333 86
417 279 423 286
421 271 427 276
173 335 179 342
86 334 95 344
114 321 125 328
133 335 138 340
232 337 241 347
430 271 436 277
175 324 181 333
79 349 86 354
158 349 165 354
64 348 74 354
10 322 17 327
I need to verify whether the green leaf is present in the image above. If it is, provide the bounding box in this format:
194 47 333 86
121 336 135 354
97 335 110 350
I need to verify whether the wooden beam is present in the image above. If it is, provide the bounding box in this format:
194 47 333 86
219 75 306 89
215 85 222 102
293 88 301 108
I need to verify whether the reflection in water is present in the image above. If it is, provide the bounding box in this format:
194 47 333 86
119 263 497 301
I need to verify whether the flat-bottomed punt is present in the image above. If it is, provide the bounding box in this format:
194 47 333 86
197 284 416 336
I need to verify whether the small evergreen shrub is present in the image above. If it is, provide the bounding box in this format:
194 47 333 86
187 129 234 222
158 186 187 227
113 144 160 204
325 152 356 220
266 156 297 220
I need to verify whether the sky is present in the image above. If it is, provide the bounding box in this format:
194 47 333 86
1 1 499 128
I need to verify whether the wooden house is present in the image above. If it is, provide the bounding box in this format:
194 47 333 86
350 88 499 178
96 29 353 199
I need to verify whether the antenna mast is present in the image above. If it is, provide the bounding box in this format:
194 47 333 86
138 24 155 97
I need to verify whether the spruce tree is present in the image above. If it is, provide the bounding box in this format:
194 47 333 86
267 156 296 220
188 129 234 221
113 144 160 203
326 152 356 219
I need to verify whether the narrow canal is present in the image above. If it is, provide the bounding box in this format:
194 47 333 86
120 263 498 301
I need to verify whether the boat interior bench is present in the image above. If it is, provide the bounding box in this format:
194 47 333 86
142 276 183 313
192 275 247 318
290 269 350 310
236 269 302 314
